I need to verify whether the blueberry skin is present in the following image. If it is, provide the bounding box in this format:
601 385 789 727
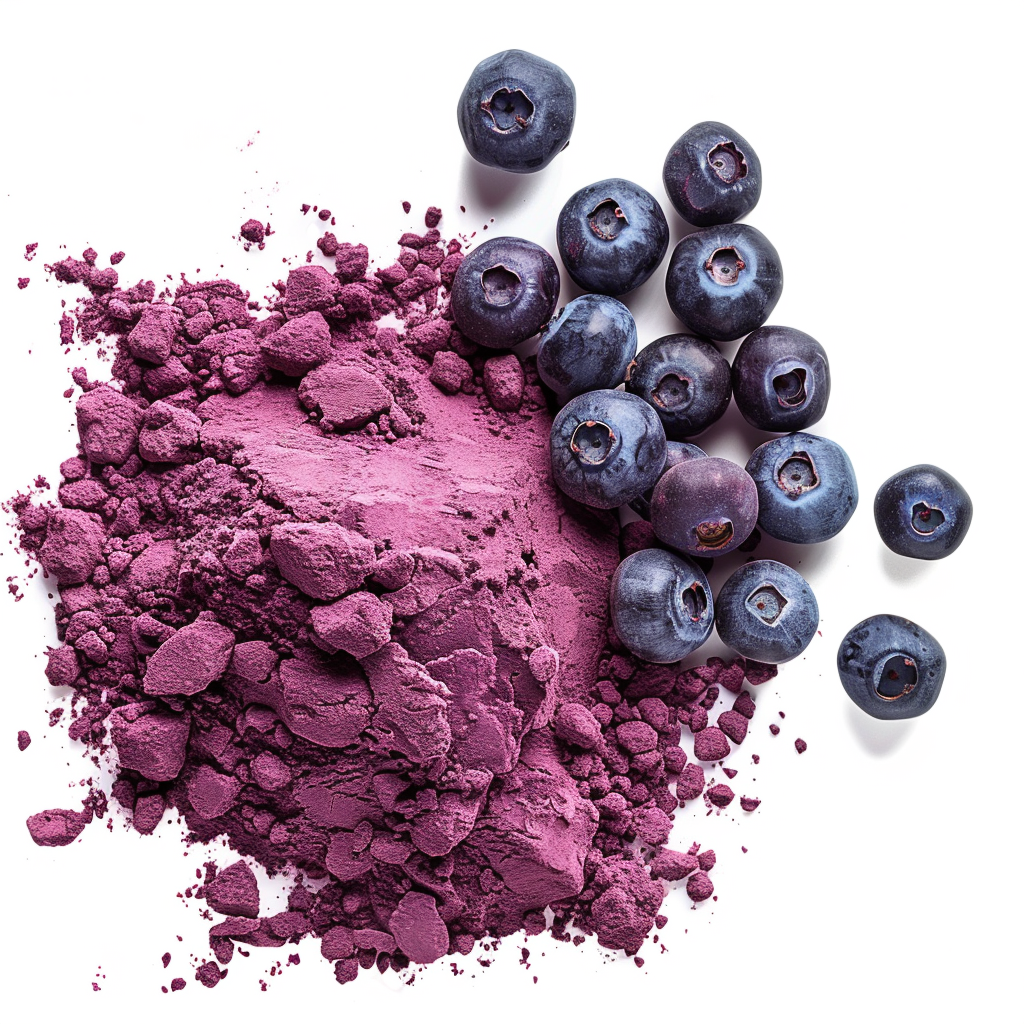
732 326 831 432
625 334 731 440
629 441 706 520
665 223 783 341
838 614 946 720
537 295 637 402
457 50 575 174
650 456 758 557
451 236 560 349
556 178 670 296
715 560 819 664
746 432 858 544
874 464 973 560
550 390 666 510
663 121 762 227
611 548 714 664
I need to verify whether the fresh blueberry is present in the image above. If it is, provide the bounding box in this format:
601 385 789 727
457 50 575 173
663 121 762 227
537 294 637 402
732 326 831 432
874 464 973 560
650 456 758 557
610 548 714 663
625 334 731 439
550 390 666 509
746 432 858 543
715 560 819 664
838 614 946 720
556 178 670 296
451 236 560 349
629 441 706 520
665 223 783 341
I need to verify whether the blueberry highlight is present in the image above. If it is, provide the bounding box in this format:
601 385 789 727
628 441 707 521
837 614 946 720
746 432 858 544
610 548 714 663
625 334 732 439
457 50 576 173
665 223 783 341
715 560 819 664
732 326 831 432
550 390 667 509
451 236 560 349
663 121 763 226
557 178 670 296
537 294 637 402
650 456 758 557
873 464 973 560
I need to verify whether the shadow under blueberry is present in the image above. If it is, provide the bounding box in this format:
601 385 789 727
844 702 914 756
458 154 537 213
878 545 932 585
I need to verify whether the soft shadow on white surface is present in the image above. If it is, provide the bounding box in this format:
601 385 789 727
878 545 933 585
845 702 914 756
458 154 537 212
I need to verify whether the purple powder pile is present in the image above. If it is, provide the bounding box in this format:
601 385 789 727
13 207 777 986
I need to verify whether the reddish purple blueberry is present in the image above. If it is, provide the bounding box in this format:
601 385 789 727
629 441 706 520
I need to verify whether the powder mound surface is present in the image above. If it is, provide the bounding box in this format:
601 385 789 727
17 225 777 986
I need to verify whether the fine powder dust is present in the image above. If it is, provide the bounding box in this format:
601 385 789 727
13 212 776 987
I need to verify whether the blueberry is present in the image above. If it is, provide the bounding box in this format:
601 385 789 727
665 223 783 341
874 464 973 560
550 390 666 509
650 456 758 557
610 548 714 663
629 441 706 520
625 334 731 439
837 614 946 720
715 560 819 664
556 178 670 296
451 236 560 349
746 432 858 544
663 121 762 227
537 294 637 402
732 326 831 432
457 50 575 173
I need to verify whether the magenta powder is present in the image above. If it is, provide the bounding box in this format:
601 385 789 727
15 218 778 985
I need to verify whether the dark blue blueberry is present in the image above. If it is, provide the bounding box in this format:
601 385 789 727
746 432 858 543
838 614 946 720
457 50 575 174
665 223 783 341
556 178 670 296
732 326 831 432
629 441 706 520
650 456 758 557
537 294 637 402
874 464 973 560
550 390 666 509
451 236 560 349
625 334 731 440
663 121 762 227
715 560 819 664
610 548 714 664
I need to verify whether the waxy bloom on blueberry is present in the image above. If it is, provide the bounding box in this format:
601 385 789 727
629 440 706 520
611 548 714 663
451 236 559 349
457 50 576 173
550 390 666 509
838 614 946 720
874 464 973 560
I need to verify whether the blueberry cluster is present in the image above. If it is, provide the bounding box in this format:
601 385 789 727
454 50 973 721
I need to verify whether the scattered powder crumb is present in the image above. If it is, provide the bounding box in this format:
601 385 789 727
18 730 31 751
795 738 807 754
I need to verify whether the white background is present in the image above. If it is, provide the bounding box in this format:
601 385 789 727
1 1 1020 1020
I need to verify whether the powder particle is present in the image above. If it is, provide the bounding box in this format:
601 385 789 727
18 730 31 750
18 277 30 289
649 850 699 881
424 207 442 228
17 222 778 988
402 201 412 214
740 796 761 812
26 807 90 847
706 784 734 808
686 872 714 903
795 738 807 753
240 220 266 245
769 724 781 736
110 251 125 265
